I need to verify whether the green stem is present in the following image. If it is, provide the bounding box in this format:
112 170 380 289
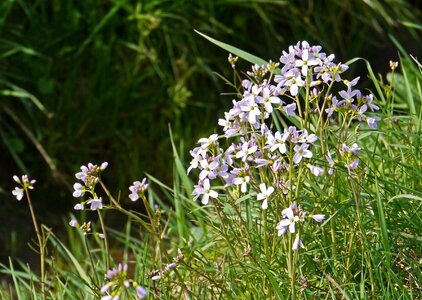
25 189 46 300
84 236 99 285
97 210 110 269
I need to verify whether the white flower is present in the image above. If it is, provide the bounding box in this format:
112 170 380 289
69 219 78 227
12 187 24 201
236 142 258 162
257 183 274 209
233 175 250 193
201 179 218 205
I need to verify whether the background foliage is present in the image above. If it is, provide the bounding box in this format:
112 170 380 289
0 0 421 265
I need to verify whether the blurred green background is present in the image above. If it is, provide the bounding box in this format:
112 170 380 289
0 0 421 261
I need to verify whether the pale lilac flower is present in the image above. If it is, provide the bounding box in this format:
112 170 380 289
73 183 84 197
13 175 36 188
129 178 149 201
187 147 206 174
257 183 274 209
193 179 218 205
74 203 84 210
292 234 305 250
199 159 219 181
349 158 360 170
339 86 360 105
326 151 335 175
201 179 218 204
277 179 295 195
87 197 103 210
69 219 78 227
311 214 326 222
283 103 297 116
293 144 313 164
101 263 146 299
308 165 324 176
350 143 361 155
365 94 379 111
136 286 147 299
367 116 380 129
300 130 318 144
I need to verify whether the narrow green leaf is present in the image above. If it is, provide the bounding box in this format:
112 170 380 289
194 29 268 66
8 258 22 300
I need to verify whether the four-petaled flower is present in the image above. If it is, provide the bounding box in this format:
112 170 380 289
257 183 274 209
87 197 103 210
276 206 301 235
236 142 258 162
293 144 313 164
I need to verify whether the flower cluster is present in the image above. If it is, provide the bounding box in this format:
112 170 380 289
189 125 320 207
101 263 147 300
128 178 149 201
187 41 379 253
72 162 108 210
274 41 379 128
12 175 36 201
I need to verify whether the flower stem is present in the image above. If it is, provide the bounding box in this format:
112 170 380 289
84 236 99 285
97 210 110 269
24 189 46 300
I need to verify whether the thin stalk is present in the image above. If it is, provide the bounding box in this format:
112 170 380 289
97 211 110 269
288 233 296 300
84 236 99 285
24 189 46 300
263 209 269 260
304 76 311 129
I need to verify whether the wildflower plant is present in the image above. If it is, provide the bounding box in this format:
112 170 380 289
187 40 381 298
4 35 421 300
